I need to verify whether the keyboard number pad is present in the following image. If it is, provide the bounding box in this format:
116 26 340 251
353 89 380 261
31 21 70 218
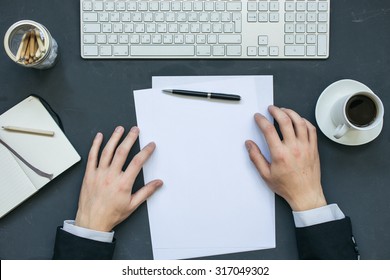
283 0 329 57
246 0 329 58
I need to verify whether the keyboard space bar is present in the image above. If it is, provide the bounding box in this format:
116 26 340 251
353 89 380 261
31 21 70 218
130 45 195 56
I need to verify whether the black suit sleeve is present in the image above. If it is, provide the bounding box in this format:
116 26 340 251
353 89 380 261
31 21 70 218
295 217 359 260
52 227 116 260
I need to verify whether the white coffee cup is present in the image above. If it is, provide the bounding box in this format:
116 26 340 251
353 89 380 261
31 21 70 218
331 91 384 139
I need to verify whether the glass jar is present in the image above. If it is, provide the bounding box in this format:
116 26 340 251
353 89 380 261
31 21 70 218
4 20 58 69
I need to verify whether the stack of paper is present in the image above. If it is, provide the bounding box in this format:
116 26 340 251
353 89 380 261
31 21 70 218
134 76 275 259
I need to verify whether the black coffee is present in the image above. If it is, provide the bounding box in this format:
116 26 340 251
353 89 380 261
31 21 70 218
346 94 377 127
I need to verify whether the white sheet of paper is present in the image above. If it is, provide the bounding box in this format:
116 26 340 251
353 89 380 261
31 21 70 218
134 76 275 259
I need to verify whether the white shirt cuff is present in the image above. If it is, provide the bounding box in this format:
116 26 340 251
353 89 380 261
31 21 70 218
292 203 345 228
62 220 114 243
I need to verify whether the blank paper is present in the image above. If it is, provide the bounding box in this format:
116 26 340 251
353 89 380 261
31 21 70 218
134 76 275 259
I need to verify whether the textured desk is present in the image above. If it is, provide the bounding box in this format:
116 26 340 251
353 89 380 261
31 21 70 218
0 0 389 259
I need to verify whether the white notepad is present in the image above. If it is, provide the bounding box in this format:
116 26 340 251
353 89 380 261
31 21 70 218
134 76 275 259
0 96 81 218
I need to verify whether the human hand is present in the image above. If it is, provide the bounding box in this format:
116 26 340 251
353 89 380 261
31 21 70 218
245 106 327 212
75 126 163 232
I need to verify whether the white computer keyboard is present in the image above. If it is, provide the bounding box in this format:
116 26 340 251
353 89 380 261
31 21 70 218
80 0 330 59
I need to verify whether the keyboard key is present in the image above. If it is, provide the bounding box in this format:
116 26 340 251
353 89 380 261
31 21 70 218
296 2 306 11
82 1 92 11
93 1 103 11
258 35 268 45
100 45 112 56
104 2 114 11
98 12 109 22
83 34 95 44
319 2 329 11
317 35 327 56
218 34 241 44
258 46 268 56
318 13 328 22
247 47 257 56
247 13 257 22
130 45 195 56
83 45 98 56
285 23 294 33
318 23 327 33
269 2 279 11
284 34 294 44
130 35 140 44
97 34 106 44
196 46 211 56
212 45 225 56
295 34 305 44
226 45 241 56
116 2 126 11
269 46 279 56
83 23 100 33
83 12 98 22
247 2 257 12
152 34 162 44
258 13 268 22
285 2 294 12
233 13 242 32
306 34 316 44
259 2 268 11
226 2 242 11
127 2 137 11
102 23 111 33
208 34 217 44
113 45 129 56
269 13 279 22
285 45 305 56
307 45 316 56
119 35 129 43
141 34 151 44
215 2 225 11
307 2 318 12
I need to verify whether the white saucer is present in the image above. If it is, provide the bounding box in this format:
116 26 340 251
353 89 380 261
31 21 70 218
315 79 384 146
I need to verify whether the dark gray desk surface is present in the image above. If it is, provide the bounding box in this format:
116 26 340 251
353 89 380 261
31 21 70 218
1 0 389 260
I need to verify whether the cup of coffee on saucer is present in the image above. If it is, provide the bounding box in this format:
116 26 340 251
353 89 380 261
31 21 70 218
315 79 385 146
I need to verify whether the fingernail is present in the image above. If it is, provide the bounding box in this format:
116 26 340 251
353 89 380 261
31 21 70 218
147 142 156 148
245 141 252 151
254 113 263 119
95 132 102 140
268 105 278 111
115 126 124 133
130 126 139 133
156 179 164 188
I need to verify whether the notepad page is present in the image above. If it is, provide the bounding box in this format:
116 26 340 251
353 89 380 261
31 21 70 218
0 143 36 218
0 96 81 189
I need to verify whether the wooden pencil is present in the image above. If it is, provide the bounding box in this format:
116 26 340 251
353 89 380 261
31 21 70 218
15 32 29 61
35 29 46 53
29 30 36 58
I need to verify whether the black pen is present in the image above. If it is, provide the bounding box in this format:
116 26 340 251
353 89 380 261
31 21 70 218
162 89 241 101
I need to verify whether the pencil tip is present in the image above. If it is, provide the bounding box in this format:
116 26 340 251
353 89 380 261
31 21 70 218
162 89 172 93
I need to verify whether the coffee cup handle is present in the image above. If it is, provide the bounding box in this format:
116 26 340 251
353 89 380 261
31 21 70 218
333 124 349 139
